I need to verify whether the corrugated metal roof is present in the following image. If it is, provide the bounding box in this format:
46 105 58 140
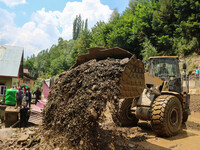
0 45 24 77
23 69 29 73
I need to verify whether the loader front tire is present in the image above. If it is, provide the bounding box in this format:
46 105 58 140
114 98 138 127
151 95 183 137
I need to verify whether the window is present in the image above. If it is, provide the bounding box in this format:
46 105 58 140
149 58 180 78
0 83 6 96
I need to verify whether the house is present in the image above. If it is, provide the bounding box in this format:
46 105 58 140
0 45 24 99
19 69 36 89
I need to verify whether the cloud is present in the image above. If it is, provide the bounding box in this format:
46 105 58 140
60 0 112 39
0 0 26 7
0 8 16 44
0 8 58 57
0 0 112 57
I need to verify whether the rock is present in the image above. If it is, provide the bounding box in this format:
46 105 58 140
92 85 98 91
17 134 29 144
128 143 136 148
120 58 129 66
90 108 98 120
80 140 83 145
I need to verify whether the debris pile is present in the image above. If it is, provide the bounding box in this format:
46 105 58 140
42 58 125 149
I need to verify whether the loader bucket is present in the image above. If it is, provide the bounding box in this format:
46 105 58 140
119 55 145 98
73 47 145 98
72 47 133 68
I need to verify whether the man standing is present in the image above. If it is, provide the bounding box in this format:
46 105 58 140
19 103 30 129
26 88 32 108
196 66 199 80
33 87 41 105
15 87 24 109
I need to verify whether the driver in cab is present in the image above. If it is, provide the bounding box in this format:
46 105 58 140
159 63 168 75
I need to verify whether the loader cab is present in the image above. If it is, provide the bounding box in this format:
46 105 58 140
148 56 182 93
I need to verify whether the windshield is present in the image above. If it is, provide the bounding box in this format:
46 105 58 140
149 58 180 78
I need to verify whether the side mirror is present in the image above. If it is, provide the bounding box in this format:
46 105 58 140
183 63 187 70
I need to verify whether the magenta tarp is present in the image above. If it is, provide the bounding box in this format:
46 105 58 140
29 100 46 125
31 100 46 112
43 80 50 99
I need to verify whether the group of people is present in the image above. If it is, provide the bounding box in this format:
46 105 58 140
15 87 41 109
15 87 41 129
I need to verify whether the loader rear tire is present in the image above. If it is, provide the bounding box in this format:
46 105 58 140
151 95 183 137
114 98 138 127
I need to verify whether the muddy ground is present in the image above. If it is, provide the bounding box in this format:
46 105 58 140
189 95 200 113
0 95 199 150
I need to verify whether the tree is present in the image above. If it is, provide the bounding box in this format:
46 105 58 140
141 37 158 61
175 37 199 56
72 15 89 40
151 0 176 54
73 15 83 40
174 0 200 41
109 8 120 22
90 21 106 47
73 29 91 55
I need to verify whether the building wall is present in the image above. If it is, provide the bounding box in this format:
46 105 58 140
0 77 19 100
19 77 35 89
0 77 12 88
12 78 19 88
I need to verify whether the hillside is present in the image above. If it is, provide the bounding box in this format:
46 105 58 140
180 54 200 78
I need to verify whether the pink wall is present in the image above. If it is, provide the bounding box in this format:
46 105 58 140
42 81 50 99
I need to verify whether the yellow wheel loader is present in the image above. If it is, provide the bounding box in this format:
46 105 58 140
117 56 190 136
74 47 190 137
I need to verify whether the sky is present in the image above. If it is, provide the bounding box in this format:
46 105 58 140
0 0 130 58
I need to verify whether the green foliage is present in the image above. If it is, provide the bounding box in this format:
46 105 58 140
109 8 120 22
176 37 199 56
73 15 83 40
74 29 91 55
141 37 158 61
32 79 43 94
73 15 89 40
90 21 106 47
25 38 76 79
